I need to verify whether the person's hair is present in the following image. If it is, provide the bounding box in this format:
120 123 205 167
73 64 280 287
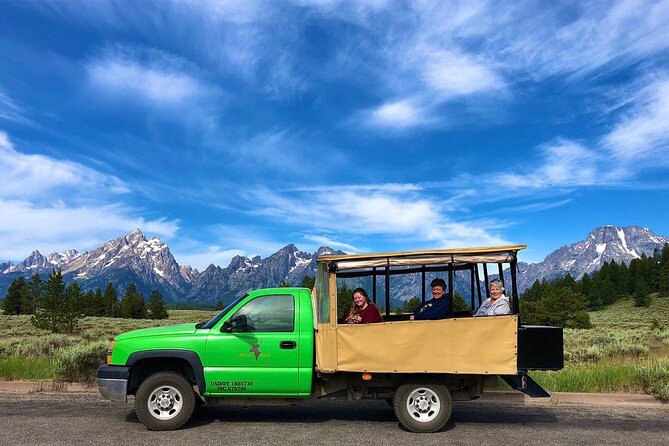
430 278 446 289
346 288 372 321
351 288 370 305
489 279 504 293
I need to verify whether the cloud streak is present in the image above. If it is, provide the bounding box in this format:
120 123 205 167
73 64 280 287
86 45 219 107
0 132 179 261
0 131 128 199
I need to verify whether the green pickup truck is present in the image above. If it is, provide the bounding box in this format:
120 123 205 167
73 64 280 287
98 246 563 433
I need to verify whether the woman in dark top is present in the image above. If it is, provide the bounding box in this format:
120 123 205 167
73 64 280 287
344 288 383 324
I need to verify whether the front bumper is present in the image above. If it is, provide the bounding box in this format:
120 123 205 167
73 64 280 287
97 364 130 403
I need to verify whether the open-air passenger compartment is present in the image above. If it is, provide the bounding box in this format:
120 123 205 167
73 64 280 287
313 245 563 397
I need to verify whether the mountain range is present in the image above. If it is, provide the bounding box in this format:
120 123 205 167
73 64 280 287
1 225 668 304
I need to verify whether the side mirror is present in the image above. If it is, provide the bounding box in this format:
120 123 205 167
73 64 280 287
222 314 249 332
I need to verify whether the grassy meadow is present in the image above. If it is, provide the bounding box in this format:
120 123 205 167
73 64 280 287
0 310 215 383
527 293 669 399
1 298 668 399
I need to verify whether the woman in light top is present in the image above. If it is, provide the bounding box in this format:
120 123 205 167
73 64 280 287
475 279 510 316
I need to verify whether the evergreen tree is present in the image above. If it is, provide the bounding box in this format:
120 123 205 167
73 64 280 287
2 276 26 315
215 299 225 311
521 286 591 329
147 290 168 320
62 281 82 333
336 282 353 320
119 284 146 319
301 275 316 290
587 278 603 309
453 291 470 312
31 270 74 333
278 279 290 287
102 283 119 317
522 280 543 302
402 296 421 313
79 289 95 316
599 277 617 305
579 273 592 307
93 288 105 316
22 273 42 315
633 276 651 307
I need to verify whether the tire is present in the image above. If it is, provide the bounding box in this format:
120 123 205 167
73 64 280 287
393 380 452 433
135 371 196 431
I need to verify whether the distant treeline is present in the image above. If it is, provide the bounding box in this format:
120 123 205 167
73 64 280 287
521 243 669 328
1 270 169 333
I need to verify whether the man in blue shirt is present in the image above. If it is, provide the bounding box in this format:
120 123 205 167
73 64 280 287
411 278 452 320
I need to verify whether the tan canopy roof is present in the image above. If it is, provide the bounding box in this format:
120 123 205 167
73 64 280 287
318 245 526 271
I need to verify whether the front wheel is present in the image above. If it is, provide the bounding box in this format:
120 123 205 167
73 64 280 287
393 380 452 433
135 371 196 431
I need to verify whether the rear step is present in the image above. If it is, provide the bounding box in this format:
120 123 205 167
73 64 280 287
500 372 550 398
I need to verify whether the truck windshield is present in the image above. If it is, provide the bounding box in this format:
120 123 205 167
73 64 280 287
197 294 248 329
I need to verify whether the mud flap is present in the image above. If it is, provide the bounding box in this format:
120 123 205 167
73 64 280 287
500 372 550 398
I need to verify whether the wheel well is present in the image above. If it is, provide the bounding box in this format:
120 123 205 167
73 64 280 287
128 358 197 395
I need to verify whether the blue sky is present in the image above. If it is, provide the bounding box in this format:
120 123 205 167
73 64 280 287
1 0 669 270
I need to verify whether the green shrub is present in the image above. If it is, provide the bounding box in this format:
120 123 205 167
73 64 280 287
636 360 669 401
651 318 664 331
55 341 108 383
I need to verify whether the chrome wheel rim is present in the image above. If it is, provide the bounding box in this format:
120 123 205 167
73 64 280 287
147 385 183 420
406 387 441 423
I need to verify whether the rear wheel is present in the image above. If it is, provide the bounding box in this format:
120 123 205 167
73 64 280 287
393 380 452 433
135 371 196 431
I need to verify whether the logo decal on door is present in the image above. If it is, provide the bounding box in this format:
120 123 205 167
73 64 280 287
249 341 262 360
240 336 264 361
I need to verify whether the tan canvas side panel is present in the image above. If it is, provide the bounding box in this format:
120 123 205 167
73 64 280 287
315 324 338 373
336 315 517 374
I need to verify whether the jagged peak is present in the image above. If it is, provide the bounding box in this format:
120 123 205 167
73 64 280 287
126 228 146 244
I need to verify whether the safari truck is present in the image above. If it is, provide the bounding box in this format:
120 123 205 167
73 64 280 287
97 245 563 433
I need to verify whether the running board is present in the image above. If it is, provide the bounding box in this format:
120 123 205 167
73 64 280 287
500 372 550 398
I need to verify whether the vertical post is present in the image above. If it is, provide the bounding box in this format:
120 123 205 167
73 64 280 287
385 259 390 317
421 266 426 303
510 255 520 315
448 255 454 307
482 263 490 299
470 266 475 311
475 264 482 306
498 263 505 289
372 267 377 304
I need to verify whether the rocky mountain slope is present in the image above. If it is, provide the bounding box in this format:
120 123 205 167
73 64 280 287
2 225 667 304
512 226 669 291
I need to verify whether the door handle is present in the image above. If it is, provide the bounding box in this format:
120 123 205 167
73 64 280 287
280 340 297 349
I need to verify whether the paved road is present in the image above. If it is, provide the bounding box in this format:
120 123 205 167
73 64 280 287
0 393 667 445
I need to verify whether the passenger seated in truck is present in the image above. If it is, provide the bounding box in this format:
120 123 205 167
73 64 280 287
474 280 510 316
344 288 383 324
410 278 452 320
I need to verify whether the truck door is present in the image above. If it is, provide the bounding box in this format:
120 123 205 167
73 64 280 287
204 293 300 396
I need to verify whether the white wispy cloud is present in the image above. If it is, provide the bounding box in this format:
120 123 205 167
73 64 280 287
86 45 217 106
602 77 669 163
0 199 178 261
364 99 432 129
0 131 128 199
303 234 362 253
496 140 600 189
0 132 179 261
249 186 508 248
0 89 31 125
293 183 421 193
